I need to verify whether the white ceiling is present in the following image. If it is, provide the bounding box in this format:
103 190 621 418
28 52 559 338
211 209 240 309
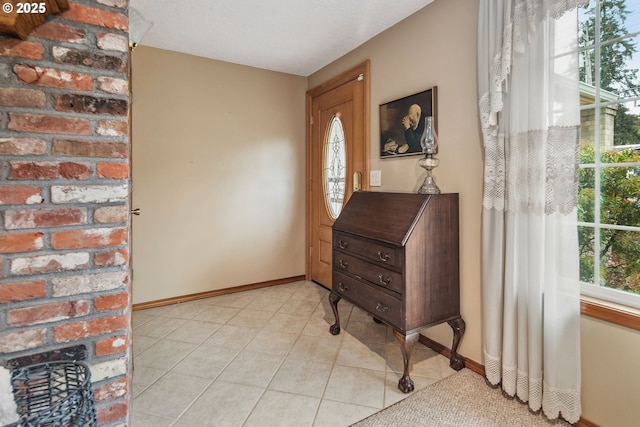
129 0 434 76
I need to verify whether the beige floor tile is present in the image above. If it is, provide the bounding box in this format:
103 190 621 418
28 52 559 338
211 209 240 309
323 365 386 409
132 372 210 419
278 298 320 316
244 390 320 427
158 301 208 320
301 313 336 337
244 329 298 355
163 320 222 344
263 312 309 334
130 410 174 427
134 339 196 371
130 281 456 427
177 380 263 427
132 335 159 356
217 350 284 388
170 345 239 379
343 319 388 344
226 308 275 328
313 400 379 427
131 311 155 329
335 337 387 371
244 295 289 312
208 292 259 309
133 316 188 338
202 324 260 350
130 365 166 398
194 305 241 324
289 334 343 363
268 358 332 398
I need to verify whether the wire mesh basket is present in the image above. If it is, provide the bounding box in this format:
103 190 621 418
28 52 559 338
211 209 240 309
10 361 97 427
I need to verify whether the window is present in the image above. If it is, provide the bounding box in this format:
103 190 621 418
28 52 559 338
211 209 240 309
323 115 346 219
578 0 640 309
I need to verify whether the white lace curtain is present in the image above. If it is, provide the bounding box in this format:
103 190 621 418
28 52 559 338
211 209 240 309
478 0 587 423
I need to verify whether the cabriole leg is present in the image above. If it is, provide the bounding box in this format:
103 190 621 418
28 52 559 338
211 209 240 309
447 317 466 371
329 291 341 335
393 330 419 393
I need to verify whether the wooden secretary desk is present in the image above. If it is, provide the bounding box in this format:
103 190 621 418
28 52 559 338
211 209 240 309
329 191 465 393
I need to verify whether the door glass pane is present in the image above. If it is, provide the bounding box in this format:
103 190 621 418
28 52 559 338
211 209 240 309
324 115 346 219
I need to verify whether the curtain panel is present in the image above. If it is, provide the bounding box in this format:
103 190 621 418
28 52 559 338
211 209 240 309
478 0 588 423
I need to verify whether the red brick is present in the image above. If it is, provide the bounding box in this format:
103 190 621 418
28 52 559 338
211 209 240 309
8 300 90 327
59 162 92 180
0 88 46 108
30 22 88 44
52 139 127 158
98 76 128 95
0 37 44 60
94 248 128 267
8 113 91 135
0 232 44 253
52 47 125 72
0 138 47 155
53 314 128 342
0 280 47 303
95 292 128 311
97 162 128 179
96 119 128 137
10 252 89 276
96 32 128 52
0 185 43 204
94 206 128 223
96 401 127 425
93 377 127 401
95 335 128 356
5 208 87 229
0 328 46 353
61 4 128 31
97 0 128 9
9 162 58 180
52 227 128 249
13 64 93 91
54 94 128 116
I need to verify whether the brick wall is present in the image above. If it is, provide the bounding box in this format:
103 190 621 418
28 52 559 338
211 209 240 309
0 1 130 425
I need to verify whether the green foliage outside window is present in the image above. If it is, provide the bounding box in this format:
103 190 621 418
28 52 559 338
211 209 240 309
578 144 640 294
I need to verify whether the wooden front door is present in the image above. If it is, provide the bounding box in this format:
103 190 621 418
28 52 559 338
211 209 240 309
306 61 370 289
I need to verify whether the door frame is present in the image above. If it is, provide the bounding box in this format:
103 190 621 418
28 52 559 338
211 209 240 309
305 61 370 280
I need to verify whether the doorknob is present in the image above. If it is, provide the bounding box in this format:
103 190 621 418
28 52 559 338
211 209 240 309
353 172 362 192
130 208 141 216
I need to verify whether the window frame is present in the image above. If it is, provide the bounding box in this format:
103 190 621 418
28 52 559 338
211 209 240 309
577 0 640 324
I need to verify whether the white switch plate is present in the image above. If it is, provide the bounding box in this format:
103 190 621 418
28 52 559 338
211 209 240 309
370 170 382 187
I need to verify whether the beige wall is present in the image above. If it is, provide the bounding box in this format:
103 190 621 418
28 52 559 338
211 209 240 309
309 0 640 426
131 47 307 304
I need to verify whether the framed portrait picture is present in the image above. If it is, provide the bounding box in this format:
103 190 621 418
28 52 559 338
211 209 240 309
379 86 437 158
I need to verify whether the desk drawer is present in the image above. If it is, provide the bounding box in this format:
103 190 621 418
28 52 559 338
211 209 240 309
333 271 402 327
334 232 402 269
334 252 403 294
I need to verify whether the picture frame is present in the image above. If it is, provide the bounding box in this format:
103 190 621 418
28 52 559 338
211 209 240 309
379 86 437 158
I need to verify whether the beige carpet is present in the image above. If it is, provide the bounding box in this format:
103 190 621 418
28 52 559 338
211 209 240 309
351 369 573 427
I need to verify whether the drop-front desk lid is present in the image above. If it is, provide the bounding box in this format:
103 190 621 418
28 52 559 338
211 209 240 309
332 191 438 247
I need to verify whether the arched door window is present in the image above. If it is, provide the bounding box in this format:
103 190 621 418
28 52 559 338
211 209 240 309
323 115 346 218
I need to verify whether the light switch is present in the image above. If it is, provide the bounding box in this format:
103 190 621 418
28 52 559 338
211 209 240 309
370 170 382 187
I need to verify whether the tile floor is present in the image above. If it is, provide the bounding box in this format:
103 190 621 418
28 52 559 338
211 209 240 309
131 280 456 426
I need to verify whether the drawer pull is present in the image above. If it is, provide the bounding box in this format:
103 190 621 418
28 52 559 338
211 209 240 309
338 282 349 292
376 303 390 313
338 259 349 269
378 274 392 285
377 251 390 262
338 240 349 249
